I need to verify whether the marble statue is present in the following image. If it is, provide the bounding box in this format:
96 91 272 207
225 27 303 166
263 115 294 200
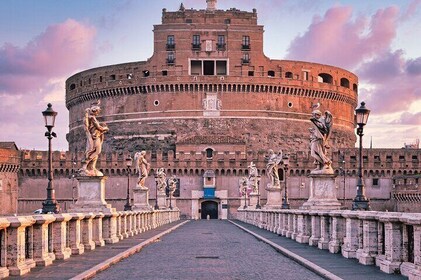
266 149 283 188
239 177 248 197
309 109 333 174
79 101 109 176
168 175 177 196
155 168 167 192
134 151 150 189
248 161 260 193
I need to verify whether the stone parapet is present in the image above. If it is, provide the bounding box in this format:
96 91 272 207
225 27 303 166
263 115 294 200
0 209 180 277
237 209 421 279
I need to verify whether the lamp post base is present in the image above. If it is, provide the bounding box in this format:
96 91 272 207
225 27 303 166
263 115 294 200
352 198 371 210
42 200 60 214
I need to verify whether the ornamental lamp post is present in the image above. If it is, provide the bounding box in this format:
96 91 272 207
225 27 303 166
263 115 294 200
256 176 261 209
154 173 159 210
352 101 371 210
124 155 133 211
281 154 290 209
41 103 60 214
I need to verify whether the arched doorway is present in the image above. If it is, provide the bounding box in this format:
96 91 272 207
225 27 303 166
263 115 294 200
201 201 218 219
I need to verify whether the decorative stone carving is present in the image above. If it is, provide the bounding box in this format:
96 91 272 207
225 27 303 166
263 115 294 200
309 107 334 175
248 161 260 193
155 168 167 193
266 149 283 188
79 101 109 177
134 151 150 190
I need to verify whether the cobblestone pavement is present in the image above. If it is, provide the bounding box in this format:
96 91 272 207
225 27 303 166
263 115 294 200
93 220 323 280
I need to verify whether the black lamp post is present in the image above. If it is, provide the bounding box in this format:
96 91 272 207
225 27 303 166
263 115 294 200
41 103 60 214
124 155 133 211
352 102 371 210
339 160 346 203
256 176 261 209
168 185 173 210
154 174 159 210
281 154 290 209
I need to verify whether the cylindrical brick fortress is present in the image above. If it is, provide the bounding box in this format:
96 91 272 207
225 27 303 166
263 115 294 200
65 3 358 154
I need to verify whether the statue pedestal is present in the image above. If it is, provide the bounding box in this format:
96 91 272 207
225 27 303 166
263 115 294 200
157 191 167 209
70 176 115 214
132 187 152 211
249 193 259 208
301 174 341 210
264 187 282 209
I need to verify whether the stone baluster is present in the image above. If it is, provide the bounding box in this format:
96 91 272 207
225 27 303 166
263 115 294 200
52 213 72 260
133 211 140 235
116 212 124 240
80 213 96 251
400 214 421 279
281 212 288 236
309 211 321 246
32 214 56 266
296 210 311 244
273 212 279 233
376 213 404 274
286 212 294 238
119 211 129 238
328 211 345 253
102 211 119 244
0 218 11 279
6 216 36 276
357 212 379 265
276 211 283 235
318 211 330 250
68 213 85 255
126 211 134 237
341 211 360 259
92 212 105 247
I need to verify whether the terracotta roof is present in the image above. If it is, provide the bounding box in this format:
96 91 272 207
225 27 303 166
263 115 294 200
177 135 245 145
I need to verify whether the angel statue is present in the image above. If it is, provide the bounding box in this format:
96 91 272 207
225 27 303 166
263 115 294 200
238 177 248 197
309 108 334 174
155 168 167 192
134 151 150 189
167 175 177 196
266 149 283 188
248 161 260 193
79 101 109 176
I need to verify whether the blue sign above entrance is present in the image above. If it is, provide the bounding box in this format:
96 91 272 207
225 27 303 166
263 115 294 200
204 187 215 198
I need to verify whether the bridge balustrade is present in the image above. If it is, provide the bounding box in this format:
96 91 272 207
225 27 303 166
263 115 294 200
0 209 179 278
237 209 421 280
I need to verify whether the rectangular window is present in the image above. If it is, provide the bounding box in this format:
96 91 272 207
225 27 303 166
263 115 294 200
303 71 309 81
166 35 175 50
373 178 379 186
242 36 250 50
217 35 225 50
192 35 201 50
167 52 175 64
242 53 250 64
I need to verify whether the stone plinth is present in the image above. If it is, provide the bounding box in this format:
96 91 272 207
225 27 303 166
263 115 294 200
300 174 341 210
157 191 167 209
249 193 259 208
132 187 152 211
70 176 115 214
264 187 282 209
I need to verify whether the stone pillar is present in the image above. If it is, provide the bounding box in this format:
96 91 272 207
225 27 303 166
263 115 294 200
0 218 11 279
300 174 341 210
248 193 258 208
264 187 282 209
6 216 36 276
357 213 378 265
309 213 321 246
286 213 294 238
328 211 345 253
291 212 299 240
132 187 152 211
32 214 56 266
376 214 404 273
296 211 311 244
276 212 284 235
102 212 119 244
52 213 72 260
156 191 167 209
341 211 360 259
68 213 85 255
92 213 105 247
281 213 289 236
401 222 421 279
318 212 330 250
80 213 95 251
70 176 116 214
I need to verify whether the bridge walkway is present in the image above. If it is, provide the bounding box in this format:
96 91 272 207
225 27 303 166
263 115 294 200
6 220 407 280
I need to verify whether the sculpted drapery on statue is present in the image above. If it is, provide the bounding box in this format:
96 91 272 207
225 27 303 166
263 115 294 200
156 168 167 192
248 161 260 193
266 149 283 188
79 101 109 176
309 108 334 174
134 151 150 189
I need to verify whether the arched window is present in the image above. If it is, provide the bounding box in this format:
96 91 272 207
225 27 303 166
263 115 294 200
318 73 333 84
267 70 275 77
340 78 350 88
285 72 293 79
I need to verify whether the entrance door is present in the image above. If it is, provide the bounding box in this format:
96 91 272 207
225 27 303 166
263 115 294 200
201 201 218 219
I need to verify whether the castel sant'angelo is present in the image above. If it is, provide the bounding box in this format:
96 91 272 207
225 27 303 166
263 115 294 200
2 0 419 218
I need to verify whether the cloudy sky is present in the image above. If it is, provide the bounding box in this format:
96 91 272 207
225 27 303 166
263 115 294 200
0 0 420 151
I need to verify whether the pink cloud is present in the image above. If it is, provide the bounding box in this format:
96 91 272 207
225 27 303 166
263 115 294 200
0 19 96 94
286 6 399 70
